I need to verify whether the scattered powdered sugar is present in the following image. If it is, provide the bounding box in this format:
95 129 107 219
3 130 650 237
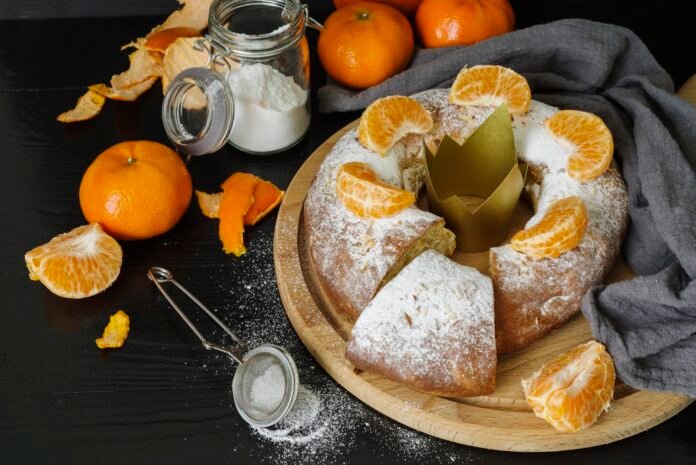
347 250 495 395
250 363 286 414
202 233 478 464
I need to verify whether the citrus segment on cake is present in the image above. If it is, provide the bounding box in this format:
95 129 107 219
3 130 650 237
358 96 433 155
24 224 123 299
545 109 614 181
449 65 531 115
510 196 588 259
336 162 416 218
522 340 615 432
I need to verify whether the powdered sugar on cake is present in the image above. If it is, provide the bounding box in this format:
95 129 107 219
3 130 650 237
303 126 447 317
304 87 628 355
346 251 496 396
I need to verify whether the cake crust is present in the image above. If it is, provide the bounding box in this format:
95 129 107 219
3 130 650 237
346 250 496 397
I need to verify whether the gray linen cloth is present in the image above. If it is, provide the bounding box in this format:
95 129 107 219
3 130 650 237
318 19 696 397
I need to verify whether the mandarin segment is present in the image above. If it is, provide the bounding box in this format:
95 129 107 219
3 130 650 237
545 110 614 181
358 96 433 155
449 65 531 115
510 196 588 259
522 340 615 432
336 162 415 218
219 173 260 256
24 224 123 299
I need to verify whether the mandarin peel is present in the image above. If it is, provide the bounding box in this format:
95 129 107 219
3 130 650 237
219 173 260 256
336 162 415 218
545 110 614 182
511 196 588 259
96 310 131 349
244 181 285 226
358 96 433 155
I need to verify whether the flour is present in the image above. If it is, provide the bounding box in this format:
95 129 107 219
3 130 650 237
227 63 310 153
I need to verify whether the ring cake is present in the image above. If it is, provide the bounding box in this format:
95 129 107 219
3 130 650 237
302 65 628 396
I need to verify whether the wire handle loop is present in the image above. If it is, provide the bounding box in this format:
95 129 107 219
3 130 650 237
147 266 246 363
194 36 234 81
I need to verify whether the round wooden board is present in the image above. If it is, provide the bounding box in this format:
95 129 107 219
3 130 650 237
273 120 693 452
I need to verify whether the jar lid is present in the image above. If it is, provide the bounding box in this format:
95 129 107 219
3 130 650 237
162 67 235 156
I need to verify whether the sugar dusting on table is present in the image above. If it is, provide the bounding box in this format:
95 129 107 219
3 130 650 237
203 232 479 464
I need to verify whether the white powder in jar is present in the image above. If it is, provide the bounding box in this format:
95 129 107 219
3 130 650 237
249 363 286 414
227 63 310 153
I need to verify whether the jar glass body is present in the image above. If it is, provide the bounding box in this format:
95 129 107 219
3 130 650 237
162 0 312 156
210 0 311 155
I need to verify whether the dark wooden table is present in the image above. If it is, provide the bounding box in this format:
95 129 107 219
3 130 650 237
1 2 695 464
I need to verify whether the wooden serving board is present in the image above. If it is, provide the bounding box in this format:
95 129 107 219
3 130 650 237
273 120 693 452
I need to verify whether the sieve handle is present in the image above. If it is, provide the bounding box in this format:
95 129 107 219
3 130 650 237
147 267 246 364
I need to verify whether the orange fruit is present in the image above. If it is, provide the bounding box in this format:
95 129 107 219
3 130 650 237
144 27 200 53
318 2 414 89
358 96 433 155
415 0 514 48
545 110 614 182
24 224 123 299
449 65 531 115
511 196 588 259
333 0 422 16
336 162 415 218
522 340 615 433
79 141 192 241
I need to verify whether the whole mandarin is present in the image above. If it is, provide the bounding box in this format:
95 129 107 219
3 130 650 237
333 0 422 16
415 0 514 48
318 2 414 89
79 141 192 240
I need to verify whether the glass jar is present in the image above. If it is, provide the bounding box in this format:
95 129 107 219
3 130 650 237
162 0 320 156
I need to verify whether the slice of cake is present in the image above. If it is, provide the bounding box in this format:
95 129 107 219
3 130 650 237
345 250 496 397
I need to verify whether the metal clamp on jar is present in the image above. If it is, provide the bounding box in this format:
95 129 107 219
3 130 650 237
162 0 322 156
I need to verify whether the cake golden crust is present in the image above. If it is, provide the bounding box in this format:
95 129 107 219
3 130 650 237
302 126 455 320
346 250 496 397
304 87 628 378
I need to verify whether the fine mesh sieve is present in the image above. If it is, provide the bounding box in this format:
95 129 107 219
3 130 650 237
147 266 300 428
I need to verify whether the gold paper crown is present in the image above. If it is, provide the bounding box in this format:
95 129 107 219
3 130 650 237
424 104 527 253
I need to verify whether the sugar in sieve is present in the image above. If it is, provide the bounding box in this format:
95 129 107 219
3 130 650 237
147 266 299 427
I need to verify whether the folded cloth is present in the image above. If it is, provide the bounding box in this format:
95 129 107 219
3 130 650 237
318 19 696 397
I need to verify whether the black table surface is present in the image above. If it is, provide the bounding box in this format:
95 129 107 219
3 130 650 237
1 2 695 464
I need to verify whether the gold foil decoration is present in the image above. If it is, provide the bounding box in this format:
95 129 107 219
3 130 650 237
424 104 527 252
